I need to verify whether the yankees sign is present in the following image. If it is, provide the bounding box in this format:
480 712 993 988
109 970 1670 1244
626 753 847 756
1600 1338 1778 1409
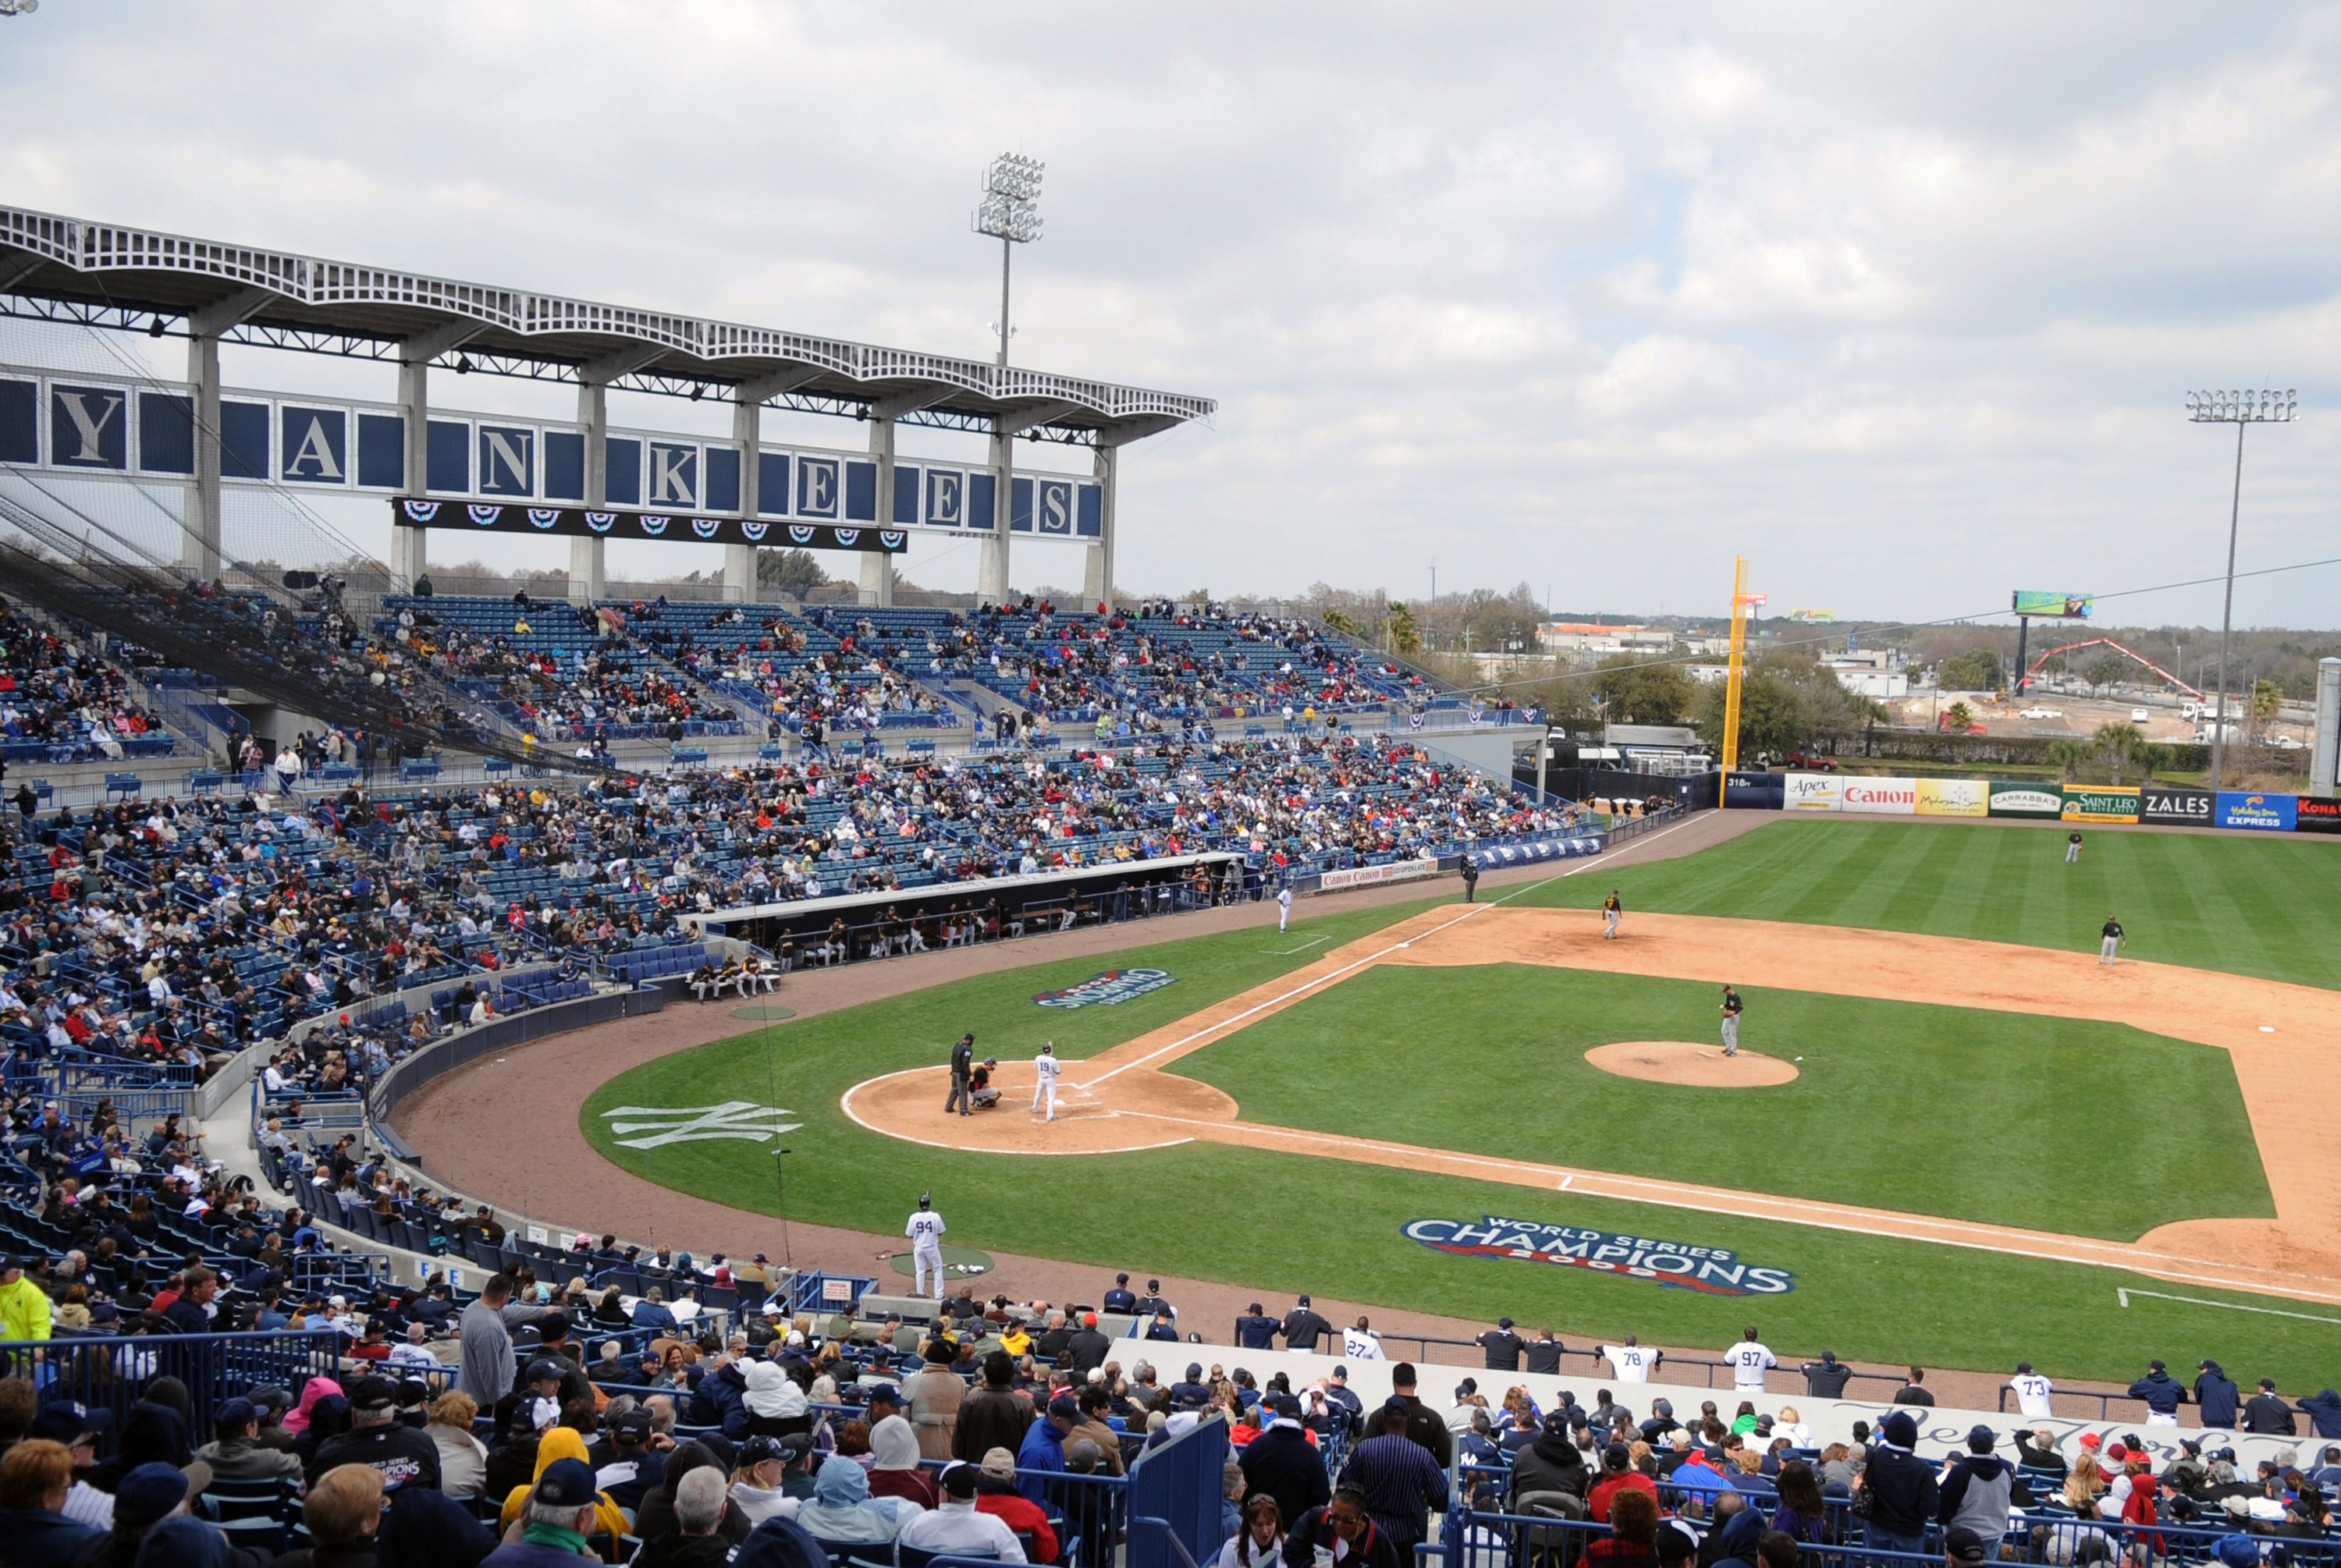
601 1102 801 1149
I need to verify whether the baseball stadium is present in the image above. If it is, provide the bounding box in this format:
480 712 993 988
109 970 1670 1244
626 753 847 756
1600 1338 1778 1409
2 9 2340 1568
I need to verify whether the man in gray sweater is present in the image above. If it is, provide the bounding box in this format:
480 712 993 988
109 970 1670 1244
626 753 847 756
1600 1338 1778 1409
1938 1424 2016 1557
456 1272 516 1405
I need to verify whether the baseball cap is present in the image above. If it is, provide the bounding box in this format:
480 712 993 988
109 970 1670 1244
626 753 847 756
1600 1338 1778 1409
1185 1363 1203 1379
1455 1378 1477 1397
1967 1425 1995 1451
535 1456 599 1509
1248 1303 1263 1314
2151 1359 2166 1371
865 1382 901 1407
2078 1432 2102 1449
1541 1410 1572 1437
1271 1392 1302 1419
1498 1316 1515 1329
941 1461 981 1499
740 1435 791 1467
212 1398 259 1431
526 1358 565 1385
114 1463 194 1527
2016 1362 2034 1375
980 1446 1018 1480
346 1376 396 1415
1945 1527 1989 1565
612 1408 654 1441
30 1405 101 1444
247 1385 293 1417
2214 1538 2261 1568
1048 1395 1081 1420
2261 1378 2277 1389
1331 1364 1347 1378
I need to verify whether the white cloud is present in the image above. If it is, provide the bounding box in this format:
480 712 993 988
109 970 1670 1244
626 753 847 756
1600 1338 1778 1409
5 2 2341 624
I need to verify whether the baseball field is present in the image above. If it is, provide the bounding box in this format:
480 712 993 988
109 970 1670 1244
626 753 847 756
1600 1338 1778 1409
581 818 2341 1389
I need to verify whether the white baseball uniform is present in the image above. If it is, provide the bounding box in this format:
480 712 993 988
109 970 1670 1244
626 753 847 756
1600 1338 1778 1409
905 1207 947 1300
1032 1050 1062 1119
2012 1372 2055 1419
1725 1340 1777 1392
1277 886 1292 933
1602 1343 1661 1383
1342 1325 1384 1360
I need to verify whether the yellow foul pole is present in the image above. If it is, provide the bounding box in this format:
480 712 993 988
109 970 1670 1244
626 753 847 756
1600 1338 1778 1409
1720 555 1751 798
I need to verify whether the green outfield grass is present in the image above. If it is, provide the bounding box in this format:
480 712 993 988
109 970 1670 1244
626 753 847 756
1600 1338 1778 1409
1175 965 2273 1240
1519 818 2341 988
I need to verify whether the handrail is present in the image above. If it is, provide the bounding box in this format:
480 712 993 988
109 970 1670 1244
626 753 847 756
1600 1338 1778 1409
1131 1515 1204 1568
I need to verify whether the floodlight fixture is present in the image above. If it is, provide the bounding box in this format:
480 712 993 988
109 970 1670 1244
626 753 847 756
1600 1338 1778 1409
2183 387 2302 789
0 2 40 17
972 151 1045 369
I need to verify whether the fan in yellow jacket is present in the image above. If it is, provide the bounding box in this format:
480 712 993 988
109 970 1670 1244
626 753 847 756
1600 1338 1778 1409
497 1425 628 1545
0 1259 51 1342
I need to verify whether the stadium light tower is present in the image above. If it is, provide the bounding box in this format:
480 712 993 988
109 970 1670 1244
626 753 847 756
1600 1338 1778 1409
2186 388 2298 789
973 153 1043 366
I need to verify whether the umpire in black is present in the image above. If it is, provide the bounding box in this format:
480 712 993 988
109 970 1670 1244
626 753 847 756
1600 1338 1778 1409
945 1032 975 1116
1461 855 1480 903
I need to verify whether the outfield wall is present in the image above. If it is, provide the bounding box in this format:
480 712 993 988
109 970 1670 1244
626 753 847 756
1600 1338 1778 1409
1172 1339 2318 1467
1725 772 2341 835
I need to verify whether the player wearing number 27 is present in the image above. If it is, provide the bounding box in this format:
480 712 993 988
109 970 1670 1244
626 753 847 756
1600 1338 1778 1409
905 1192 947 1300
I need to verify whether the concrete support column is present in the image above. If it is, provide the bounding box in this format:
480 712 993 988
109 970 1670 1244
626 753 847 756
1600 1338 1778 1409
978 417 1013 605
861 414 896 608
1082 442 1118 610
182 333 224 580
723 394 760 603
389 357 429 589
570 381 608 604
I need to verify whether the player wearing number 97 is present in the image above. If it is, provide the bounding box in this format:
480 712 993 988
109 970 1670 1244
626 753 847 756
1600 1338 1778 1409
905 1191 946 1300
1724 1325 1776 1392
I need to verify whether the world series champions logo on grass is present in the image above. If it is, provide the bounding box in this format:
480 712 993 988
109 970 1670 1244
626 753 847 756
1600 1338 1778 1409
1404 1215 1798 1297
1032 967 1176 1009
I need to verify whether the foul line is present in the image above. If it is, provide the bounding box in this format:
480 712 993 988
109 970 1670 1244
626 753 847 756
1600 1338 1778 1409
2118 1287 2341 1325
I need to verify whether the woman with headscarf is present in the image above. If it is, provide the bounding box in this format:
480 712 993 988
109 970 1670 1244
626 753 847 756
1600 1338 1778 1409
634 1439 751 1549
865 1414 937 1508
795 1452 925 1544
282 1376 343 1439
495 1426 627 1548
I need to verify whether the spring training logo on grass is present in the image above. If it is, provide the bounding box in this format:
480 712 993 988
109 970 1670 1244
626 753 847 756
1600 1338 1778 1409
1032 967 1175 1009
1404 1216 1797 1297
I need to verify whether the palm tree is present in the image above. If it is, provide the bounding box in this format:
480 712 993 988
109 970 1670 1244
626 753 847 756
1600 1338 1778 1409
2092 722 2150 785
1945 701 1973 730
1384 602 1421 657
2045 739 2094 783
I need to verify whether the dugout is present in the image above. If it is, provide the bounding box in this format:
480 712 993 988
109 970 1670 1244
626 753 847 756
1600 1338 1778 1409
689 852 1243 961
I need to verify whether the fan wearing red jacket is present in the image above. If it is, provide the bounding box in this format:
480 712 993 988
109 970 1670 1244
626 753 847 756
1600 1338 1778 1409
975 1447 1060 1564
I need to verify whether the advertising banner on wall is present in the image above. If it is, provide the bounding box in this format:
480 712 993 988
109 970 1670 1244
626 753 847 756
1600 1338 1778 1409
2139 785 2215 827
2218 791 2299 831
2062 786 2140 823
1839 779 1918 815
1914 779 1989 818
1988 782 2065 818
2296 797 2341 834
1783 773 1842 811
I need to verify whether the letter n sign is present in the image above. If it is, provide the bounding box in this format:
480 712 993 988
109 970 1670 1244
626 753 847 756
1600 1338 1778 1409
478 425 535 495
797 456 840 519
279 407 347 484
1036 479 1075 534
48 385 128 470
645 441 698 507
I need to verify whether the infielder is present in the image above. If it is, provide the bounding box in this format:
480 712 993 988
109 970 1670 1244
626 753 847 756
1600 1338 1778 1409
1720 984 1742 1057
1032 1040 1062 1120
1276 884 1293 933
1602 890 1622 939
2099 915 2123 966
904 1191 946 1300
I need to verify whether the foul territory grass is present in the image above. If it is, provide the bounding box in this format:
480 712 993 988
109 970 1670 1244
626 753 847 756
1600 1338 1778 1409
1176 965 2273 1240
584 898 2332 1389
1516 818 2341 990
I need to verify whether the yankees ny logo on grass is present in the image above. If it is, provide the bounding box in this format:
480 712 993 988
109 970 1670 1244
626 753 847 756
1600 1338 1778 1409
602 1102 801 1149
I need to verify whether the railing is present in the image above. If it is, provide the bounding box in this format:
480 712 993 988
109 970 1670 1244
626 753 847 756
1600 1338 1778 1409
0 1328 341 1432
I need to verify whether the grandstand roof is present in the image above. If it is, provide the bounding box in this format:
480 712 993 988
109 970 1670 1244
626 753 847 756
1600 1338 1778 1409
0 205 1213 448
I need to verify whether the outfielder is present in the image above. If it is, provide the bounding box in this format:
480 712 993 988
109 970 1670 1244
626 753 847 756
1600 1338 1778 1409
1032 1040 1062 1120
1720 984 1742 1057
2066 830 2083 864
904 1191 946 1300
1602 890 1622 939
1276 884 1292 933
2099 915 2123 966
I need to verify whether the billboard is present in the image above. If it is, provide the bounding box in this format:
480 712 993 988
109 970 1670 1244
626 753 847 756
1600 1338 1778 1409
1915 779 1989 818
2297 797 2341 835
2139 785 2215 827
2217 791 2297 832
2012 591 2094 619
2062 786 2140 824
1840 779 1918 815
1988 782 2065 818
1783 773 1842 811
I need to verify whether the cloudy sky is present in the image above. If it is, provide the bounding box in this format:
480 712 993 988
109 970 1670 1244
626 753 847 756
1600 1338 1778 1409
6 2 2341 626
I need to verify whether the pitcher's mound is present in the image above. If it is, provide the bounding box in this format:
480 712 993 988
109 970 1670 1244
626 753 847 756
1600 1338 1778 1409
1586 1040 1799 1087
